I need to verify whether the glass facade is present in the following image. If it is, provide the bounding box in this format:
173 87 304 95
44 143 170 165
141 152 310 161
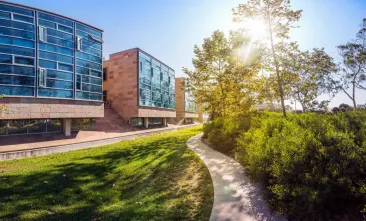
185 92 198 113
138 50 175 109
0 2 103 101
0 119 61 136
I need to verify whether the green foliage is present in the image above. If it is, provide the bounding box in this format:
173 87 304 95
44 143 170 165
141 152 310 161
325 18 366 108
205 112 366 220
0 126 214 221
203 116 252 155
183 30 264 119
233 0 303 117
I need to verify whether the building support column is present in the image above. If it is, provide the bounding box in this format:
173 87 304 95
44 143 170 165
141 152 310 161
62 118 71 136
143 117 149 128
163 117 167 126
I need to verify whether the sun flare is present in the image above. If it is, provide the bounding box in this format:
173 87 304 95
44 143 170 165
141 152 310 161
245 19 267 40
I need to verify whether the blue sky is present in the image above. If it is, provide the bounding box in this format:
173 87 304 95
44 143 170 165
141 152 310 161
8 0 366 107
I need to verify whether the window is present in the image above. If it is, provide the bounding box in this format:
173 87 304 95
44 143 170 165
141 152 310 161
58 24 73 33
8 120 27 135
76 75 81 90
14 56 34 65
0 54 12 64
38 26 47 42
0 11 11 19
38 19 56 29
13 14 33 23
0 27 35 40
38 88 73 98
103 68 107 81
39 68 46 87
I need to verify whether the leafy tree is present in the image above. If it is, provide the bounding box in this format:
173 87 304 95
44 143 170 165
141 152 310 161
233 0 302 118
327 18 366 108
183 30 263 119
282 46 337 112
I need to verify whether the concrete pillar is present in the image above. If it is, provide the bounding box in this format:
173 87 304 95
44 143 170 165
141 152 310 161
62 119 71 136
163 117 167 126
143 117 149 128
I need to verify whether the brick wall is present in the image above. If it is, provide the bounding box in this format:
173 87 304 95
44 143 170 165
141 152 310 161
103 49 139 121
0 97 104 119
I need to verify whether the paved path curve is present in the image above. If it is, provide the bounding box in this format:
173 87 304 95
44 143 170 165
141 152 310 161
186 134 287 221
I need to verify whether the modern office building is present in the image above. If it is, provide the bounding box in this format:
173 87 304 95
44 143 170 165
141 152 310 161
103 48 176 128
0 1 104 136
173 77 198 124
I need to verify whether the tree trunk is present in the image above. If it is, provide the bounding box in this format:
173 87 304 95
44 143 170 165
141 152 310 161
352 82 357 108
267 9 286 118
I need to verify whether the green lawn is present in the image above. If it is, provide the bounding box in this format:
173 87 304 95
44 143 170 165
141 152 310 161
0 126 213 221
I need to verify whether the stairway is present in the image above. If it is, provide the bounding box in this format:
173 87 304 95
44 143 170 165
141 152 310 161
96 107 136 132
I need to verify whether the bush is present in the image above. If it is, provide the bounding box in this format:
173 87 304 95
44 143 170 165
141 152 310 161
205 111 366 220
203 116 251 155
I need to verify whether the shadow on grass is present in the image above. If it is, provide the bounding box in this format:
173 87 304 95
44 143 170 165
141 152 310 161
0 127 212 221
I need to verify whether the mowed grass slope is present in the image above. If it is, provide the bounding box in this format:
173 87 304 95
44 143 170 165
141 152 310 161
0 126 213 221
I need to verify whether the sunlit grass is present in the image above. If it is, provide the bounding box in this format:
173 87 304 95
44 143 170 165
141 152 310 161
0 126 213 221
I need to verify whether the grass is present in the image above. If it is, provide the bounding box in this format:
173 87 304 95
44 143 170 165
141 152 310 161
0 126 213 221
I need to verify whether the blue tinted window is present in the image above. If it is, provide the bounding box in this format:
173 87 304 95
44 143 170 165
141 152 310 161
38 88 72 98
0 54 12 63
81 45 101 57
0 36 34 48
0 11 11 19
38 19 56 29
0 85 34 96
38 12 73 27
39 51 73 64
0 44 34 56
90 70 102 78
46 36 73 49
39 59 56 69
76 59 102 71
0 74 34 86
76 66 89 75
58 24 73 33
76 75 81 90
138 51 175 109
39 42 73 56
14 56 34 65
76 52 102 63
47 28 73 41
0 4 34 16
0 64 34 76
90 93 102 101
76 91 89 99
0 27 34 40
82 76 102 85
13 14 33 23
58 63 73 72
46 79 72 89
81 39 101 50
76 23 101 38
46 70 72 81
0 19 34 31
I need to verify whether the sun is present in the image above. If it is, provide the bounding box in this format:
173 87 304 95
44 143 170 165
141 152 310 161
245 19 267 40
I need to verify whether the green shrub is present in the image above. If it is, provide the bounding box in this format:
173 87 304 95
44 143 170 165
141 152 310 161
203 116 251 155
205 111 366 220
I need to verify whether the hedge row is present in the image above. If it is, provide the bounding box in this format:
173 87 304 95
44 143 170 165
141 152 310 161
203 111 366 220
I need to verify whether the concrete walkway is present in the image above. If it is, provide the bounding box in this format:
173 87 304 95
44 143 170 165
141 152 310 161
186 134 287 221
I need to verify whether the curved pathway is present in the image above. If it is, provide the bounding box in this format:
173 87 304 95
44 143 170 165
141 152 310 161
186 134 287 221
